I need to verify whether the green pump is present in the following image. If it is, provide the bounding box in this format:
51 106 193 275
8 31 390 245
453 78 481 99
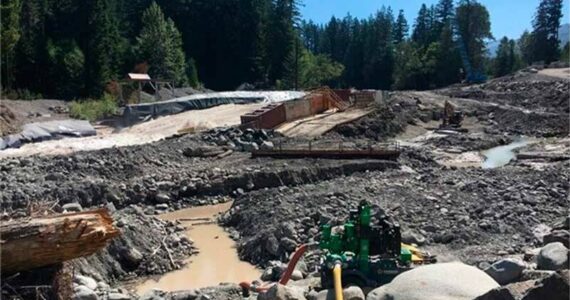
319 200 435 289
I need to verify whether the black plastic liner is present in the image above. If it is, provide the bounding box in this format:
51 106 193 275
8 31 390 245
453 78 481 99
122 96 265 125
0 119 96 150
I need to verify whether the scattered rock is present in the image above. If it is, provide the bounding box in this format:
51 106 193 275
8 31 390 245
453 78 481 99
484 258 526 285
63 202 83 212
537 242 569 271
107 292 131 300
291 269 304 281
257 284 306 300
120 246 144 268
311 286 365 300
475 270 569 300
170 289 199 300
72 285 99 300
74 275 98 291
544 230 570 248
401 230 426 246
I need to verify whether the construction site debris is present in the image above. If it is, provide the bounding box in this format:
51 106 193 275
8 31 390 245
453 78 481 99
251 142 400 160
201 127 279 151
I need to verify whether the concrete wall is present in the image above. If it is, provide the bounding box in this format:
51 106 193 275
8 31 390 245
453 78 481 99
284 98 312 121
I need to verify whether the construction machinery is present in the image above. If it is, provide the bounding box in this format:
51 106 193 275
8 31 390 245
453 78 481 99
319 200 436 290
240 200 436 298
439 100 464 130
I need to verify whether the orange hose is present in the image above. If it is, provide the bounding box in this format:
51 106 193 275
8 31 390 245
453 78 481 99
279 243 309 285
240 243 310 293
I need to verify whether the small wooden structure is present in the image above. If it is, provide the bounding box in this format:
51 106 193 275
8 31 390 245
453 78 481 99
117 73 175 104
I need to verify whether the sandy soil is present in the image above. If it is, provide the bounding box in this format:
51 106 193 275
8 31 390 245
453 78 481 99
276 107 374 137
539 67 570 79
0 103 264 158
0 99 69 135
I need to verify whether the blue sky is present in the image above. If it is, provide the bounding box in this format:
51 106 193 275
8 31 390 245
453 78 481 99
300 0 570 39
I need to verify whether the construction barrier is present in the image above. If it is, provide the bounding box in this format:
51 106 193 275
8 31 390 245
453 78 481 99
240 104 286 129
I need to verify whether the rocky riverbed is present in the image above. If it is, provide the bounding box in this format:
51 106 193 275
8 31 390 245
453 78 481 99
1 70 568 300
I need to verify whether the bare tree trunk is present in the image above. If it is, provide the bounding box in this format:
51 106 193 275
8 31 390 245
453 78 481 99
1 209 119 275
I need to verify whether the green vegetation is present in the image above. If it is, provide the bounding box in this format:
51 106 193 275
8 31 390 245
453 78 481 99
561 42 570 62
0 0 22 90
493 37 521 77
531 0 564 64
1 0 565 101
69 94 118 121
283 49 344 89
136 2 187 86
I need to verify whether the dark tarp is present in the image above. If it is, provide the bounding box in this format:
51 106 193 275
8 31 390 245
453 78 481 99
122 96 265 125
0 119 96 150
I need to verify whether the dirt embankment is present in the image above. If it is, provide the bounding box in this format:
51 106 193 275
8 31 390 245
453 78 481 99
0 99 69 136
223 152 568 268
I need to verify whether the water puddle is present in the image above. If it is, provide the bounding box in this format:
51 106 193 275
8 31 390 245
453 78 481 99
482 139 530 169
136 202 260 295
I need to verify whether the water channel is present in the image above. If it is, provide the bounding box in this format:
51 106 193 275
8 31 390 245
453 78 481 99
136 202 261 295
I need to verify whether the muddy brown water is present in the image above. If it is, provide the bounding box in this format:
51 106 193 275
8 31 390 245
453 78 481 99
136 202 261 294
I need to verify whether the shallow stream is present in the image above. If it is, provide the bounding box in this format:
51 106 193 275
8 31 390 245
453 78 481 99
136 202 260 294
481 139 530 169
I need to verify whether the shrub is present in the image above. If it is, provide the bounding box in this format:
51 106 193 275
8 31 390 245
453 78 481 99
69 93 118 121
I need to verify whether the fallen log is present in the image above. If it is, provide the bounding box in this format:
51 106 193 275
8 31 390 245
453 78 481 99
517 152 570 161
1 209 119 275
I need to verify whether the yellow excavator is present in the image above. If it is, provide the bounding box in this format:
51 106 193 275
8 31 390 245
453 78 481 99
439 100 465 130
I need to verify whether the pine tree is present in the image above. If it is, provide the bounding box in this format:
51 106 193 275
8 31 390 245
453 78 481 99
136 2 187 86
267 0 299 84
456 0 493 76
532 0 563 64
494 37 516 77
412 4 432 47
435 24 462 86
13 0 49 94
46 39 85 99
393 10 409 44
435 0 454 34
301 20 321 53
1 0 22 90
518 30 534 65
186 57 200 88
561 42 570 62
85 0 126 97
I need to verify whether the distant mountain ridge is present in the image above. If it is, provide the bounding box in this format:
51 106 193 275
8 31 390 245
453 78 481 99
487 23 570 57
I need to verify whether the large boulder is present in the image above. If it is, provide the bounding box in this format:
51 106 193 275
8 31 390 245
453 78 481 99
484 258 527 285
257 284 306 300
366 263 499 300
308 286 365 300
537 242 569 271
